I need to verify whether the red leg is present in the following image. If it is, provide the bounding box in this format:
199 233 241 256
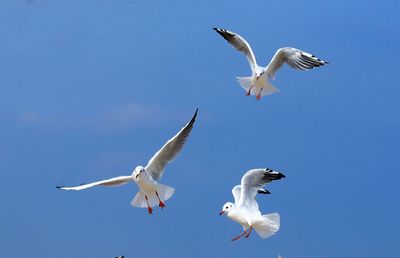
145 195 153 214
245 226 253 238
155 191 166 209
246 85 254 96
231 229 247 241
255 88 263 100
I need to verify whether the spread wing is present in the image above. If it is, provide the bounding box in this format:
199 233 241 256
56 175 132 191
213 28 257 73
238 168 285 213
266 47 329 79
145 109 198 181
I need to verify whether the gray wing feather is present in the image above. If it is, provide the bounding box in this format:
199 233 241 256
213 28 257 72
238 168 285 212
145 109 198 181
266 47 328 79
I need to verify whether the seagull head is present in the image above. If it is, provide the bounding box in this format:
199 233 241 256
254 67 264 80
133 166 145 180
219 202 234 216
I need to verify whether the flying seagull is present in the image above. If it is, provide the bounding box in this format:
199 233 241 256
213 28 329 100
57 109 198 214
219 168 285 241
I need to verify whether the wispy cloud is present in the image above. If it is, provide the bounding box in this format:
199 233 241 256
96 103 165 130
16 103 190 134
17 111 42 125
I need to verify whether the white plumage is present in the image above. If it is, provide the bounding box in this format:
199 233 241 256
220 168 285 241
57 109 198 214
214 28 328 100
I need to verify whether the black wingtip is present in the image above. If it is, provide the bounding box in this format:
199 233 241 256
56 185 63 189
265 168 286 180
185 108 198 127
213 28 226 37
274 171 286 179
257 189 271 195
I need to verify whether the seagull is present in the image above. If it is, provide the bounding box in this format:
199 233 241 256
219 168 285 241
213 28 329 100
115 256 124 258
57 109 198 214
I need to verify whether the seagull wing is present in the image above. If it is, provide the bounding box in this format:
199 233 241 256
56 175 132 191
238 168 285 213
145 109 198 181
232 185 270 204
213 28 257 73
266 47 329 79
232 185 241 204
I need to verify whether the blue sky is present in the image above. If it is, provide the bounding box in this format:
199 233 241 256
1 0 399 257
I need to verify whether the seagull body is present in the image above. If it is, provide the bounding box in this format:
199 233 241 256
213 28 329 100
219 168 285 241
57 109 198 214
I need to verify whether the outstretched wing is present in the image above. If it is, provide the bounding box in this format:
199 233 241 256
266 47 328 79
145 109 198 181
56 175 132 191
238 168 285 213
213 28 257 73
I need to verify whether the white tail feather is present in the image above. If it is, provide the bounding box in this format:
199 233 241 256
236 76 279 97
236 76 253 92
130 183 175 208
260 80 280 96
253 213 280 239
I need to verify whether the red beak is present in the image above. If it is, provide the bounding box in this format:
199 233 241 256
219 210 225 216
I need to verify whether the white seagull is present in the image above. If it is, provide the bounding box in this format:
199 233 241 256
219 168 285 241
57 109 198 214
213 28 329 100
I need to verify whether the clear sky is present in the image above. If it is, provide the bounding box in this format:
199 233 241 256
1 0 399 257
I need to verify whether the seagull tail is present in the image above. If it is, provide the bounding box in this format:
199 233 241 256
236 76 279 96
155 183 175 203
236 76 254 94
130 184 175 208
253 213 280 239
261 80 280 96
